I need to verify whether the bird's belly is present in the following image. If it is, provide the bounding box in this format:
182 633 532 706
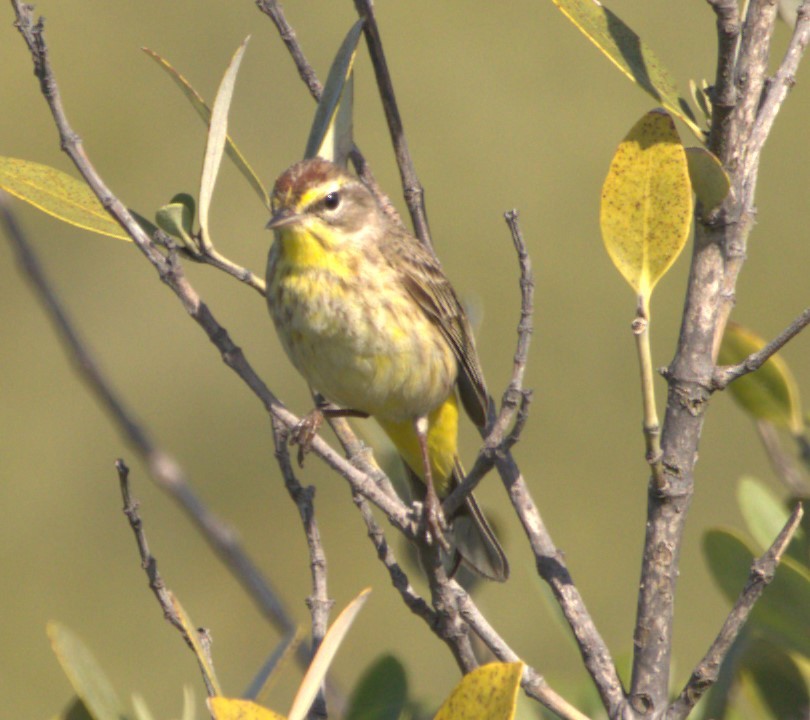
269 267 457 420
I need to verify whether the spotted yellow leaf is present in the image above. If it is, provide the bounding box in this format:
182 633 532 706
208 697 286 720
600 109 693 300
433 662 523 720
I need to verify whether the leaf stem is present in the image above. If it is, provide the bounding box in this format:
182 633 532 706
634 293 665 488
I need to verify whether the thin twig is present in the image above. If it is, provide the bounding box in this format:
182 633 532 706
352 492 436 625
271 417 331 720
666 502 804 719
352 0 432 248
116 460 219 697
706 0 741 155
712 307 810 388
443 210 534 517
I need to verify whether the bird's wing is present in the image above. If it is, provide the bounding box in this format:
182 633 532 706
380 231 489 427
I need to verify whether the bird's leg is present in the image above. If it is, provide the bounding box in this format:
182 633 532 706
291 394 368 467
414 416 450 551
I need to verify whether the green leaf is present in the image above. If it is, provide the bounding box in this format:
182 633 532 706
0 157 129 241
685 147 730 214
600 109 693 300
345 655 408 720
703 529 810 659
199 36 250 248
737 477 798 553
433 662 523 720
47 623 129 720
143 48 269 209
304 19 365 164
155 193 197 253
549 0 702 138
718 322 804 434
742 639 810 720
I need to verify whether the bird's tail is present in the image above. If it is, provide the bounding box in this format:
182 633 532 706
403 459 509 582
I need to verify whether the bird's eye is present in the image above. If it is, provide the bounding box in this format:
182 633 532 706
323 191 341 211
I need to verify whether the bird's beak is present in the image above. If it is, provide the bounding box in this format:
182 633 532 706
266 209 302 231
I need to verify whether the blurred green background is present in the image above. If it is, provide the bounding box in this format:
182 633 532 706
1 2 808 718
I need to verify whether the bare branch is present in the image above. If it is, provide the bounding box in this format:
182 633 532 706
666 502 804 719
254 0 322 102
443 210 533 518
713 307 810 389
352 0 432 248
352 492 437 625
744 1 810 178
116 460 218 697
270 417 331 719
706 0 741 154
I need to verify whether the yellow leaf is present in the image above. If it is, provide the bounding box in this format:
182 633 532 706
550 0 702 139
433 662 524 720
718 322 804 434
208 697 286 720
600 109 693 299
0 157 129 240
287 588 372 720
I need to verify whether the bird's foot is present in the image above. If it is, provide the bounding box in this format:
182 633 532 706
289 409 324 467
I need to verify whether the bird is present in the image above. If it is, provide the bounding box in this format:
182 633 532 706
265 156 508 581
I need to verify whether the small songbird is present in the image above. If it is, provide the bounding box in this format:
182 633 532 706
265 157 508 581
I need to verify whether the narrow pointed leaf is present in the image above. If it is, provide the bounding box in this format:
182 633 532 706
143 48 269 208
345 654 408 720
199 37 250 246
0 157 129 240
287 588 372 720
47 623 129 720
304 19 364 163
685 147 730 214
433 662 524 720
718 322 804 434
208 698 285 720
549 0 702 138
600 109 693 299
